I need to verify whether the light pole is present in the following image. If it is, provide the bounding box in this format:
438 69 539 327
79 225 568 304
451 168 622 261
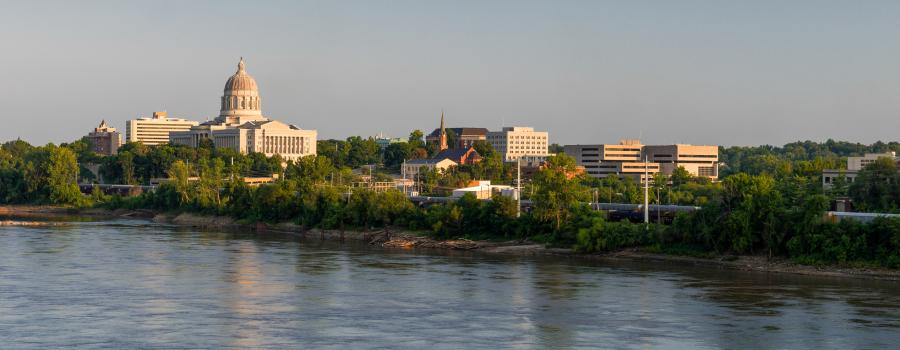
516 157 521 218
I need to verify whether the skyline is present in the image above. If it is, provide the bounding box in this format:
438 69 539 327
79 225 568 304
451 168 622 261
2 1 900 146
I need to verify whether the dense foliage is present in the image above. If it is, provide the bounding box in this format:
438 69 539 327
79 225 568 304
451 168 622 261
2 137 899 268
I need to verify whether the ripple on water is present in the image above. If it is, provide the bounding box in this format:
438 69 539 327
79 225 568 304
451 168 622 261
1 220 900 349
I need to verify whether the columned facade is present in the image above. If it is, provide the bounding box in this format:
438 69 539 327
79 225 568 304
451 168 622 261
171 58 317 161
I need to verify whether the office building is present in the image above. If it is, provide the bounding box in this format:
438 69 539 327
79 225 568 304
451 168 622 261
565 139 718 183
85 120 122 156
823 152 899 189
125 111 198 146
643 144 719 180
487 126 550 162
564 140 658 182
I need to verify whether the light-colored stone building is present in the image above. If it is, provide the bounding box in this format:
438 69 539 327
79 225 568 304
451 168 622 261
171 58 317 161
125 111 198 146
564 139 718 183
85 120 122 155
643 144 719 180
564 140 659 182
822 152 898 189
487 126 550 162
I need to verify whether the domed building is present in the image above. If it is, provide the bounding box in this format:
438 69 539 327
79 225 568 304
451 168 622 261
171 58 317 161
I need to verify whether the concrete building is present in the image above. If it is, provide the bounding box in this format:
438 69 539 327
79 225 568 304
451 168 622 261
171 58 317 161
564 140 658 182
848 152 898 171
643 144 719 180
823 152 898 189
565 140 718 182
125 111 198 146
85 120 122 155
487 126 550 162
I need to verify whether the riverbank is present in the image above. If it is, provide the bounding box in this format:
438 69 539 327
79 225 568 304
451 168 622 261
3 204 900 281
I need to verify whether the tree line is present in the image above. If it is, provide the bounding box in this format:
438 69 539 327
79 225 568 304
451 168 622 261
1 137 899 268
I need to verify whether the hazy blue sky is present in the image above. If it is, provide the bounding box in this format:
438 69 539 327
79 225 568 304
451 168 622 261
1 0 899 146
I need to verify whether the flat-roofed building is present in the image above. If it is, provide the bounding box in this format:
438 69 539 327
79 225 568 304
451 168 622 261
487 126 550 162
848 152 897 170
823 152 898 189
565 140 659 182
85 120 122 155
643 144 719 180
126 111 198 146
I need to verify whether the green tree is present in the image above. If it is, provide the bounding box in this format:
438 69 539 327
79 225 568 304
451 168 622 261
849 157 900 212
383 142 413 169
531 154 589 233
671 166 692 186
167 160 193 206
45 146 82 205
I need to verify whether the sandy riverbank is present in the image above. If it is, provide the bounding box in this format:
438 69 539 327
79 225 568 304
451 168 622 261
3 205 900 281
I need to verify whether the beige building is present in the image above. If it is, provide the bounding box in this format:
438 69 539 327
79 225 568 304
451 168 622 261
171 58 317 161
565 140 658 182
401 158 457 179
848 152 897 170
643 144 719 180
85 120 122 155
823 152 898 189
564 139 717 183
487 126 550 162
125 111 198 146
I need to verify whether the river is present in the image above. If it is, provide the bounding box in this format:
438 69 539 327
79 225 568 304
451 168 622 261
0 218 898 349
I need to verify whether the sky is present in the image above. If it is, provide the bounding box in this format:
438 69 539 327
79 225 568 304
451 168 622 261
1 0 899 147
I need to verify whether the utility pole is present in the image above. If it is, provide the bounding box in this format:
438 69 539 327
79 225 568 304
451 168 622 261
644 156 649 226
516 157 522 218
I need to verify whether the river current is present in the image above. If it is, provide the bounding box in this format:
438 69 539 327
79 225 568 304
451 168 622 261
0 219 898 349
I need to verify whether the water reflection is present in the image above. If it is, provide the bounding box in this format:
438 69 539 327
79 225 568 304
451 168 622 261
0 220 899 349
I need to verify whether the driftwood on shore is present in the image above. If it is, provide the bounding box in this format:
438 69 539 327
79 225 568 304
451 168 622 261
375 230 480 250
0 220 67 227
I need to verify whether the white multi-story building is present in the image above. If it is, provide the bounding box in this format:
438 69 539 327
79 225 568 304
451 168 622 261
823 152 898 189
125 111 198 146
171 58 317 161
487 126 550 162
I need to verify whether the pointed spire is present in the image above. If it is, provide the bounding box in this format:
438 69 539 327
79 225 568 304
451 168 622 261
237 57 245 74
439 109 448 151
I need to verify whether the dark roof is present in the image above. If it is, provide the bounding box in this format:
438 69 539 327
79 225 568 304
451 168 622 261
427 127 489 138
406 158 450 165
433 147 479 161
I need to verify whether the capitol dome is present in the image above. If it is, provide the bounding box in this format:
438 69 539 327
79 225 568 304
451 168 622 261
224 58 258 92
218 57 264 123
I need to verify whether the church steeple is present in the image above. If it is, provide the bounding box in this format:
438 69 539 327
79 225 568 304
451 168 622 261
439 110 448 151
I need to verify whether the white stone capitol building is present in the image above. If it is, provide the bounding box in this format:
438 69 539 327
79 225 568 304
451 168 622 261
171 58 317 161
